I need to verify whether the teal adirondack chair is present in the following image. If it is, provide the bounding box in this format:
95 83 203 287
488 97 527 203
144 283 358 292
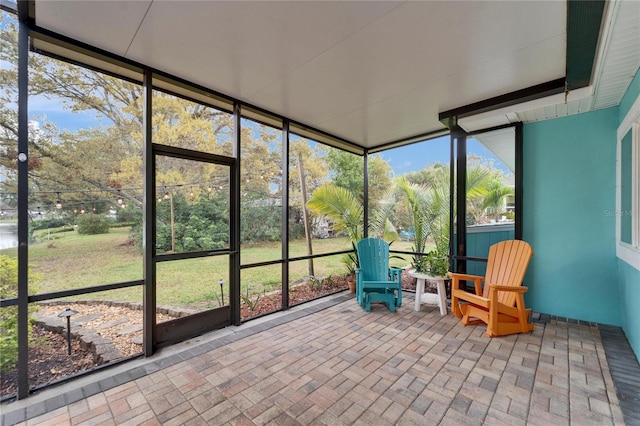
356 238 403 312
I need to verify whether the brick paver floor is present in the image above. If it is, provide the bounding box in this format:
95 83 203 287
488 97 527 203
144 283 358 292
1 294 628 425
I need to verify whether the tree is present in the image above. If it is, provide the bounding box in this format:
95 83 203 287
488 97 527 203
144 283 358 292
367 155 393 212
307 184 364 245
480 177 514 221
325 149 392 210
288 139 328 208
307 183 363 273
306 183 399 272
3 13 318 256
0 256 38 372
395 177 434 263
325 149 362 195
288 138 329 266
1 14 287 220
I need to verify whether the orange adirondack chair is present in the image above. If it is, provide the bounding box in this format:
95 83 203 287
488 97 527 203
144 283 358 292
450 240 534 337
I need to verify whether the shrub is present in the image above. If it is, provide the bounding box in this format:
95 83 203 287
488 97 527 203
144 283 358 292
0 255 38 372
116 205 142 224
76 213 111 235
30 217 69 230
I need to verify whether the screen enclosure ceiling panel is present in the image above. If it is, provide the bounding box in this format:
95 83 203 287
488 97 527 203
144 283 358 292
34 0 566 148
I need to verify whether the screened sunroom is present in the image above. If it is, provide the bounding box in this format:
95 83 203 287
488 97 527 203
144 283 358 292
1 0 639 423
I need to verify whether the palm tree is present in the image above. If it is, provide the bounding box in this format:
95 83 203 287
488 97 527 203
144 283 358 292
306 183 398 271
307 184 363 271
395 177 433 259
396 164 498 270
481 178 514 221
307 184 363 243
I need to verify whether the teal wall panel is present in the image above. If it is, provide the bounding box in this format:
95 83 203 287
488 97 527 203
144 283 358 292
617 69 640 361
618 259 640 361
523 107 621 325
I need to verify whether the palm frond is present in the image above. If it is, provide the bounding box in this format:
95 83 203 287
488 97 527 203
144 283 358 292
307 183 363 243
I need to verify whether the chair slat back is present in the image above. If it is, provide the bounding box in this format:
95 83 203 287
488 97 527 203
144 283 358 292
482 240 533 306
357 238 390 282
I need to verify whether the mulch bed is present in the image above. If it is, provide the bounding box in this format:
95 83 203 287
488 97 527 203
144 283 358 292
1 325 97 399
239 270 430 320
240 274 351 320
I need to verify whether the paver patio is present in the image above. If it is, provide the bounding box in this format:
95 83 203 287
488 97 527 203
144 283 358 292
0 293 632 425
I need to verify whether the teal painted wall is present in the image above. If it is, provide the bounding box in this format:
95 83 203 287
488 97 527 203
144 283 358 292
619 260 640 360
523 107 621 325
617 69 640 360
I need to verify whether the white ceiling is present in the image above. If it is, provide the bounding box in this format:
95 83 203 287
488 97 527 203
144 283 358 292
33 0 568 149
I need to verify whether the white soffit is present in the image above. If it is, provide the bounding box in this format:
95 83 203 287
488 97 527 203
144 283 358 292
33 1 566 149
470 127 516 173
591 0 640 110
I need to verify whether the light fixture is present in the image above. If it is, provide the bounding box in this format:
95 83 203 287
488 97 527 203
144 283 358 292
58 308 78 355
56 192 62 209
117 189 123 205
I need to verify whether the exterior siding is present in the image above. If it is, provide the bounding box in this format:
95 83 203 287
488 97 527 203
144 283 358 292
523 107 621 325
618 69 640 360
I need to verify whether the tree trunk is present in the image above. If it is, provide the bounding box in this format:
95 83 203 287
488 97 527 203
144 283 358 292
297 153 314 276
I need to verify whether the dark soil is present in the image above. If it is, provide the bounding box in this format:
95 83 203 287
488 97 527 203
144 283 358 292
239 270 432 320
240 274 351 320
0 325 98 399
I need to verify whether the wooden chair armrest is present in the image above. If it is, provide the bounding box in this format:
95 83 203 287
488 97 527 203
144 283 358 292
449 273 484 295
389 268 402 280
488 284 528 293
448 273 484 281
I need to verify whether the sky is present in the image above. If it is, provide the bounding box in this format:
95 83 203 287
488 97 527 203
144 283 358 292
378 135 510 175
377 136 450 175
29 97 509 177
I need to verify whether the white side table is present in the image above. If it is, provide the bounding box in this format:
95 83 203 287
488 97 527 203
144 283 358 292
409 270 448 315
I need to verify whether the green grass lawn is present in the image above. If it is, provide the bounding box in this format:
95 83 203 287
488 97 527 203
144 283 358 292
1 227 420 309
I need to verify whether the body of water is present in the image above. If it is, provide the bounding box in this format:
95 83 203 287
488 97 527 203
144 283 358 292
0 222 18 250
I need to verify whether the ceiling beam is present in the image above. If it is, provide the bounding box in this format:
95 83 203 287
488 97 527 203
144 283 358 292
438 78 566 129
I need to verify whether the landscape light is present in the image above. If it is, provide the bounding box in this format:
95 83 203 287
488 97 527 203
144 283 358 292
58 308 78 355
